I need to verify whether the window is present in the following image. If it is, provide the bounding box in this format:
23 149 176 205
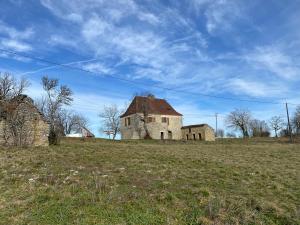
162 117 169 124
147 117 155 123
127 117 131 126
125 117 131 126
189 128 191 133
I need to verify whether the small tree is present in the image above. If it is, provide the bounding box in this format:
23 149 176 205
99 105 121 140
41 76 73 145
269 116 285 138
226 109 251 138
0 72 30 101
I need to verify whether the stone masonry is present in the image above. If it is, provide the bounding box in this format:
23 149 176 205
181 124 215 141
0 95 49 146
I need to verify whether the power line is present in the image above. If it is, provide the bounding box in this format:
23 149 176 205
0 48 295 105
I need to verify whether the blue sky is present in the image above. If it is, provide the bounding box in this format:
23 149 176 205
0 0 300 137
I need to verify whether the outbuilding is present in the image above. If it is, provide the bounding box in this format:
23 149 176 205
181 124 215 141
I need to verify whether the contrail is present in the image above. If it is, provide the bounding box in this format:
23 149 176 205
18 58 98 76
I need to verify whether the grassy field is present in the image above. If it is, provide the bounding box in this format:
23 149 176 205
0 138 299 225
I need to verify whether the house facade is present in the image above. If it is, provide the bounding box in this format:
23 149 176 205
120 95 215 141
181 124 215 141
120 96 183 140
0 95 49 146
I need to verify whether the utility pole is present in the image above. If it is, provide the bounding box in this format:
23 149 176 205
215 113 218 137
285 102 293 143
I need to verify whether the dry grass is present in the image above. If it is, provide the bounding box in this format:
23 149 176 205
0 138 299 224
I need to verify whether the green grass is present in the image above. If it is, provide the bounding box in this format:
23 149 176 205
0 138 299 224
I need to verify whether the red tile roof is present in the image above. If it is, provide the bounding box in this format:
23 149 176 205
120 96 182 118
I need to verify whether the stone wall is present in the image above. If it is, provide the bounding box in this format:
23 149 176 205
120 113 182 140
181 125 215 141
0 101 49 146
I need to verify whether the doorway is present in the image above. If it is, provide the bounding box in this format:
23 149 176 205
168 131 172 140
160 132 164 140
193 134 196 140
198 133 202 140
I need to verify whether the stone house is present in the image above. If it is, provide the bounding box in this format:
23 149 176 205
120 96 183 140
181 124 215 141
0 95 49 146
120 96 215 141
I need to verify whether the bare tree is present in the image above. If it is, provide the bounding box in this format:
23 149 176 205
279 129 289 137
292 106 300 135
59 110 88 135
131 93 154 139
36 98 88 136
140 96 152 139
0 73 31 146
249 119 270 137
3 106 33 146
34 96 47 114
99 105 121 140
269 116 285 138
132 114 143 139
0 72 30 101
226 109 251 138
41 76 73 145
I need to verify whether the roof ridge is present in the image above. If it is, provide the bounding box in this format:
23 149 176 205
120 96 182 118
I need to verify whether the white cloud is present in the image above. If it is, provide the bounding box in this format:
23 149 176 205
38 0 212 89
36 0 299 105
204 0 241 34
0 21 34 52
227 78 285 97
137 12 160 25
190 0 241 34
81 16 112 42
0 39 32 52
0 21 34 40
49 35 78 48
82 62 114 75
66 13 83 23
244 46 300 80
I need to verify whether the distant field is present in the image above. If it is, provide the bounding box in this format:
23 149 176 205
0 138 299 225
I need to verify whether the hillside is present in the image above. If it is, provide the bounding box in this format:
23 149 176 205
0 138 299 224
